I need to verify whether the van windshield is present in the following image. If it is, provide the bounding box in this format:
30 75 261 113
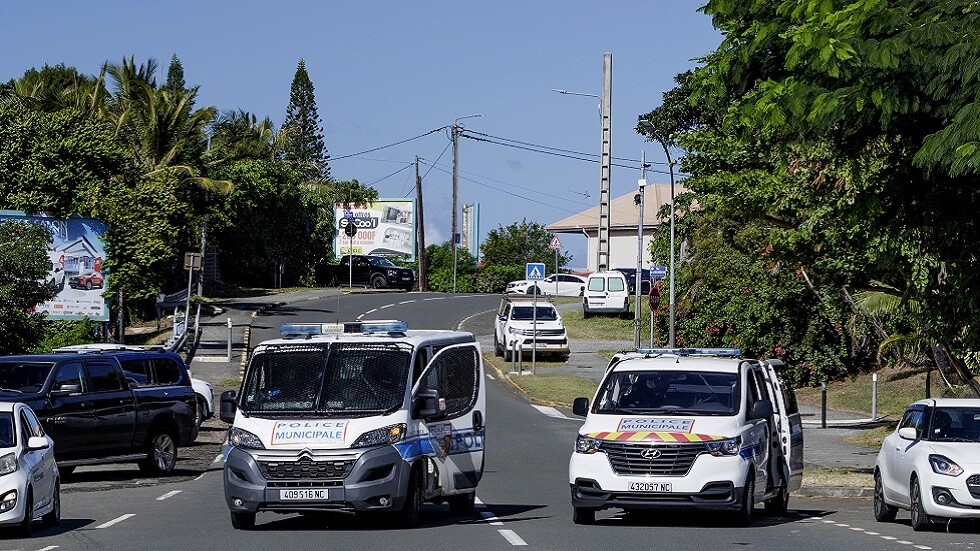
240 343 412 417
0 361 55 394
511 306 558 321
594 370 740 416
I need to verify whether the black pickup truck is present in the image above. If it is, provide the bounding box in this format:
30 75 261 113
324 254 416 290
0 352 198 476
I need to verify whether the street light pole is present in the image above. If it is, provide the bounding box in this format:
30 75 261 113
634 151 646 349
451 114 482 293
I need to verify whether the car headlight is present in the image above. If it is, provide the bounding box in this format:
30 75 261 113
575 435 601 454
508 327 519 335
228 427 265 450
352 424 406 448
929 454 964 476
0 453 17 476
705 437 741 457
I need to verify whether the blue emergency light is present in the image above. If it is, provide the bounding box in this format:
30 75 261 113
281 320 409 337
634 348 742 357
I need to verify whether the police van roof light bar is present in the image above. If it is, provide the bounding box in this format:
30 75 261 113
281 320 409 337
634 348 742 357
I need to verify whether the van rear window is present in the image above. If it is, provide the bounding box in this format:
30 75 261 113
608 277 626 292
588 278 605 292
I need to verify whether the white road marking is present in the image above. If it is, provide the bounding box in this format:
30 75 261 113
38 546 60 551
157 490 181 501
379 304 393 309
423 297 445 301
481 511 503 526
866 531 880 536
881 536 897 540
487 373 496 380
365 308 378 315
213 453 223 463
835 523 850 527
532 405 574 420
822 520 835 524
897 541 913 545
849 527 864 531
399 300 415 305
192 356 228 363
498 529 527 546
913 546 931 550
95 514 136 528
194 473 207 481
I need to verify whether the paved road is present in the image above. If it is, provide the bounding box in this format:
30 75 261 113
14 290 974 550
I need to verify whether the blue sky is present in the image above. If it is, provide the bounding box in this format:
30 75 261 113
2 1 722 270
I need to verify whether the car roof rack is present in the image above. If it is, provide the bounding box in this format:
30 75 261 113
53 344 167 354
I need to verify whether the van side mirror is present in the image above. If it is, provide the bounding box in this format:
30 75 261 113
415 388 446 420
748 399 774 420
219 390 238 423
572 397 590 417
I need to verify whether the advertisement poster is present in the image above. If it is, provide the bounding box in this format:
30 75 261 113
0 211 109 321
334 199 416 260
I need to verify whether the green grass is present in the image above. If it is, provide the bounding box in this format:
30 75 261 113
563 297 655 342
843 425 895 450
795 365 943 419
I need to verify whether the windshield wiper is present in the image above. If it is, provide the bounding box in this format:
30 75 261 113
0 387 23 394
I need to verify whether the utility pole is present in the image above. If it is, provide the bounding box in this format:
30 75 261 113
598 52 613 272
451 114 481 292
634 151 646 348
415 156 427 291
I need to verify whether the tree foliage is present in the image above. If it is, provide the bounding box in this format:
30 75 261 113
0 221 55 354
282 59 329 181
478 220 571 293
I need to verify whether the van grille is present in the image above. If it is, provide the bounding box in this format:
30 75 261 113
599 441 706 476
258 459 354 480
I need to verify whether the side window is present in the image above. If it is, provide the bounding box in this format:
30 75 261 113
120 359 151 384
418 345 479 419
751 369 772 401
19 412 31 446
153 358 181 384
23 408 44 437
85 362 125 393
898 408 924 433
502 304 511 319
588 277 605 292
412 348 429 385
52 362 85 392
746 369 762 404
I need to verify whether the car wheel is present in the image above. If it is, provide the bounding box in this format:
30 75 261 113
18 487 33 536
526 287 536 295
910 477 933 531
396 467 423 528
873 470 897 522
764 480 789 516
231 511 256 530
138 427 178 476
493 334 502 357
448 491 476 516
42 479 60 527
85 280 93 290
732 473 755 527
371 275 387 289
572 507 595 525
195 396 208 427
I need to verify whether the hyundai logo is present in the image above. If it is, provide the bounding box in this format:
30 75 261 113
640 448 662 459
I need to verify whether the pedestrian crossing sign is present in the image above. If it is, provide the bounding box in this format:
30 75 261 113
526 262 545 281
549 235 563 249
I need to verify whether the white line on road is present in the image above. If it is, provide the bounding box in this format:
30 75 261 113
498 529 527 546
486 373 496 380
194 473 207 481
95 514 136 529
157 490 181 501
399 300 416 305
213 453 223 463
38 546 59 551
865 531 880 536
365 308 378 315
913 546 932 550
881 536 897 540
423 297 445 301
532 405 574 420
849 527 864 531
481 511 503 526
379 304 393 309
897 541 912 545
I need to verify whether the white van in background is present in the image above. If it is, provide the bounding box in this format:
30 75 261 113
582 271 630 318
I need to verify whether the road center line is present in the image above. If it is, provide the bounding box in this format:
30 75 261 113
379 304 392 309
498 529 527 546
399 300 415 305
486 373 496 380
157 490 181 501
881 536 897 540
38 546 59 551
913 545 932 550
95 514 136 529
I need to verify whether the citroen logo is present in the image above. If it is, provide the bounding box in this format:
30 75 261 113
640 448 662 459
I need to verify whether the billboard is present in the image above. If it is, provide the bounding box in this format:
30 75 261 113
334 199 416 260
0 211 110 321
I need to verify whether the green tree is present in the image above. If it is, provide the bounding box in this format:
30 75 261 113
282 59 329 181
421 241 476 293
0 221 56 354
478 220 570 293
164 54 186 95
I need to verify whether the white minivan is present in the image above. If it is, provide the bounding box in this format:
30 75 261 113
583 271 631 318
221 320 486 530
568 348 803 526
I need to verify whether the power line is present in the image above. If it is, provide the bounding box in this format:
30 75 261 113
367 163 415 187
461 129 672 166
330 127 444 161
402 140 452 197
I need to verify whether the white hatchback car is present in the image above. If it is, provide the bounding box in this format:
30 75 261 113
0 402 60 536
505 274 587 297
874 398 980 531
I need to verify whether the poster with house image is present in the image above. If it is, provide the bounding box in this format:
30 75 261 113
0 211 110 321
334 199 416 260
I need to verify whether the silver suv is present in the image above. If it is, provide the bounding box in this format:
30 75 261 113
493 297 569 361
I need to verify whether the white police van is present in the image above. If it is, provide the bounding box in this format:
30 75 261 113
568 348 803 525
220 320 486 529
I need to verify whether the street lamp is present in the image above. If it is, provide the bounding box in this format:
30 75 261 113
639 119 677 348
452 114 482 293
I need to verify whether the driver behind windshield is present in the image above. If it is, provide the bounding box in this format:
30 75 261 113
621 374 670 408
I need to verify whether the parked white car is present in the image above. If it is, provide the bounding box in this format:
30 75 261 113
493 296 569 361
874 398 980 531
0 402 60 536
505 274 587 296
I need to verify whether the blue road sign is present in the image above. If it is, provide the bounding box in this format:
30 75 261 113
526 262 546 281
651 265 668 278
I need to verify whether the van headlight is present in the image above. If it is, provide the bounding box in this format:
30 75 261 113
352 424 406 448
508 327 519 335
705 437 741 457
929 454 964 476
0 453 16 476
228 427 266 450
575 435 601 454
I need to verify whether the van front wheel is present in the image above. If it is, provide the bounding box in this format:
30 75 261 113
572 507 595 525
732 474 755 527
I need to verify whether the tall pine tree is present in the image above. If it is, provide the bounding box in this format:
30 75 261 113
164 54 185 95
282 59 329 181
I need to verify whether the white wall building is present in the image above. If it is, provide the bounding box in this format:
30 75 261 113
545 183 688 273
